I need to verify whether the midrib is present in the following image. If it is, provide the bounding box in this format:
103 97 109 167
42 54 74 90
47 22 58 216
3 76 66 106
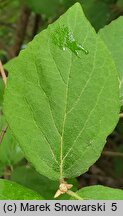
59 55 72 181
59 8 79 181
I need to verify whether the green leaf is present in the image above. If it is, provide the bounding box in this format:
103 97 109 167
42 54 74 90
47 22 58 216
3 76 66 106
80 0 111 31
0 128 24 168
62 0 77 9
99 17 123 105
11 166 77 199
26 0 60 17
71 185 123 200
113 144 123 178
4 3 120 181
0 179 43 200
0 78 4 107
0 115 24 177
63 0 112 31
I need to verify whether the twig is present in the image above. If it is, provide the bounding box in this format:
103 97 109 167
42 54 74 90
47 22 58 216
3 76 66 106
119 113 123 118
0 60 7 86
67 190 83 200
0 21 15 29
0 125 8 145
102 150 123 158
8 4 31 58
31 14 43 39
3 165 13 180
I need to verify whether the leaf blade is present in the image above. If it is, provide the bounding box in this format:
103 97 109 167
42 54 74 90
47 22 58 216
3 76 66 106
4 3 120 180
70 185 123 200
99 17 123 105
0 179 43 200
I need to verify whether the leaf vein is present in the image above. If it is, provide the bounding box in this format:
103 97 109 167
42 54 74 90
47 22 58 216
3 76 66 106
67 40 98 115
63 69 110 163
24 97 59 165
33 57 61 136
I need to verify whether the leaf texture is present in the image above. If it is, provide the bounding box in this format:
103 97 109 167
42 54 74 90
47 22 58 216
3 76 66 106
4 3 119 180
99 17 123 105
71 185 123 200
0 179 43 200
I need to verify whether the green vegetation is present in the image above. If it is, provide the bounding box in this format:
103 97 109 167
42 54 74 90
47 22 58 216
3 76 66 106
0 0 123 200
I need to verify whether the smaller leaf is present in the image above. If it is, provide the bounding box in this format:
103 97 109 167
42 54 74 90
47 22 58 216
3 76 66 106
0 128 24 167
113 144 123 178
0 179 43 200
11 166 77 200
63 0 112 31
70 185 123 200
26 0 60 18
0 78 4 107
99 17 123 105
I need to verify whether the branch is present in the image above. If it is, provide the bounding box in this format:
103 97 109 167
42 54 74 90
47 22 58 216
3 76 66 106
0 125 8 145
31 14 43 39
8 4 31 58
102 150 123 158
66 190 83 200
119 113 123 118
0 21 15 29
0 60 7 86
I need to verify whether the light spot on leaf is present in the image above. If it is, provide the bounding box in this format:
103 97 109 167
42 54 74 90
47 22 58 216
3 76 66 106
52 26 89 56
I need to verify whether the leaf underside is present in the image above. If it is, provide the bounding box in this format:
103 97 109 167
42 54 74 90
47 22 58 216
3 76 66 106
4 3 119 180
